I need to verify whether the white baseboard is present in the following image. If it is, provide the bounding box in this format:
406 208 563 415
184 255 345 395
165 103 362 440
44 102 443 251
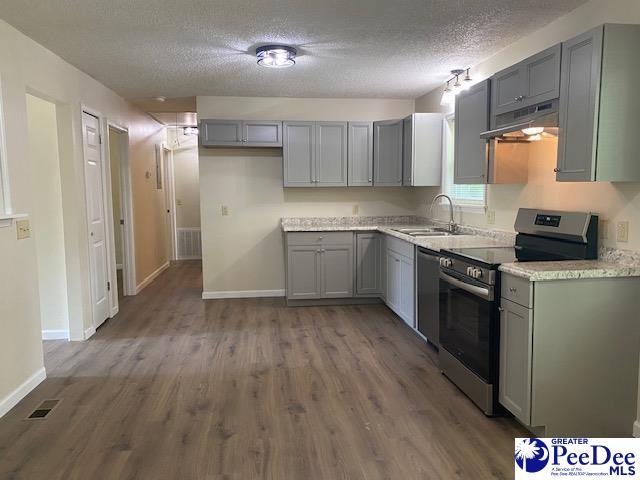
0 367 46 418
42 329 69 340
634 421 640 438
135 262 170 294
84 326 96 340
202 289 285 299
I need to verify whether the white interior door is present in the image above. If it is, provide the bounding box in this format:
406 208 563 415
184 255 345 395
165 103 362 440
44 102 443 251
162 146 176 261
82 111 110 328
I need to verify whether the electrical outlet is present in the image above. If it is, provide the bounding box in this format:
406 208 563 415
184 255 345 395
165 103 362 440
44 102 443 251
221 205 230 216
16 219 31 240
616 221 629 243
599 219 609 239
352 204 359 215
486 210 496 225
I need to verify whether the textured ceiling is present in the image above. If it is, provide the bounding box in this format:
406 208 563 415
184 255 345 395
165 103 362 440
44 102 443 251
0 0 587 99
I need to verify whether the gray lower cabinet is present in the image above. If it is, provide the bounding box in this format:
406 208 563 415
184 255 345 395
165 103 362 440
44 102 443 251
355 233 382 296
454 80 490 184
491 44 561 118
287 245 321 299
286 232 354 300
201 120 282 147
373 119 403 186
402 113 443 186
556 24 640 182
499 297 533 425
348 122 374 186
283 121 347 187
384 236 414 327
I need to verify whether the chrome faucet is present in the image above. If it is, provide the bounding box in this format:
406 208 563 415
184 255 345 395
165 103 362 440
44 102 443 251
429 194 456 232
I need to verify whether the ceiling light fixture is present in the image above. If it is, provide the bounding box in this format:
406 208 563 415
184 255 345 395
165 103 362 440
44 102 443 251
154 96 166 102
522 127 544 136
183 127 198 136
440 69 471 107
256 45 297 68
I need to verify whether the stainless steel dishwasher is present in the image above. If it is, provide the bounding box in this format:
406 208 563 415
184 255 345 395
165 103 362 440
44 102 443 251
417 247 440 347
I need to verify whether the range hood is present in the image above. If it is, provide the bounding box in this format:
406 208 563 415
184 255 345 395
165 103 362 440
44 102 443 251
480 99 559 140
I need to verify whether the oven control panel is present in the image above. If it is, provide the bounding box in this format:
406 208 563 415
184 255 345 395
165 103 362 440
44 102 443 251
534 214 561 227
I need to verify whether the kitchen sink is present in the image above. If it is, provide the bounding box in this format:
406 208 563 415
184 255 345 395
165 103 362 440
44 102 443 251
391 227 460 237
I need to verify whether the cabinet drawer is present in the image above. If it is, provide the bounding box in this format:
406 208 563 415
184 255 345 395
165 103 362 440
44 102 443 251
287 231 353 246
501 274 533 308
386 235 414 260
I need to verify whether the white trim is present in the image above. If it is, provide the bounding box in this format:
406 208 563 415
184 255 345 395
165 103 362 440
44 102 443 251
0 213 28 228
84 325 96 340
202 289 285 299
0 367 46 418
41 329 69 340
135 262 170 294
634 421 640 438
0 76 14 218
110 305 119 317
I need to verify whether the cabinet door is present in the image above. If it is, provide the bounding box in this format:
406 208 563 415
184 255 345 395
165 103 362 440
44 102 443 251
315 122 348 186
385 250 401 314
287 246 321 299
499 298 533 425
491 64 523 116
402 115 413 185
521 44 561 108
455 80 490 184
200 120 242 146
557 26 603 182
356 233 381 296
373 120 403 186
399 255 415 328
321 245 353 298
348 122 374 186
283 122 315 187
243 121 283 147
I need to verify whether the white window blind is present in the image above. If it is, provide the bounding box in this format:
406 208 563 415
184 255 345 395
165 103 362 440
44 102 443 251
442 116 486 208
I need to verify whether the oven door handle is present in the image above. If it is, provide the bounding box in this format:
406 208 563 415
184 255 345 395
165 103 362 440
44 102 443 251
439 271 493 301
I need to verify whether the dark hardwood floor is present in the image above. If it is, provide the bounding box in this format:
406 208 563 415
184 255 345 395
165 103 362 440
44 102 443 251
0 260 526 479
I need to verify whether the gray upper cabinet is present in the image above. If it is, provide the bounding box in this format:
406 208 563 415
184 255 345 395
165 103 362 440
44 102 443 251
315 122 348 186
348 122 374 186
455 80 490 184
283 122 315 187
373 119 403 186
491 44 561 118
243 121 283 146
402 113 443 187
355 233 382 296
200 120 242 146
557 24 640 182
201 120 282 147
283 121 347 187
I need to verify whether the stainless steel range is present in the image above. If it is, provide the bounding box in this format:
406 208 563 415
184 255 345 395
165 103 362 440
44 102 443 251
437 208 598 415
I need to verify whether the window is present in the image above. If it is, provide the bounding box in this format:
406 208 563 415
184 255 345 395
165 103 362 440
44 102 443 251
442 115 486 210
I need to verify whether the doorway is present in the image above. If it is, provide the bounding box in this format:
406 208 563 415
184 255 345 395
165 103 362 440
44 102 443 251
161 144 177 262
26 94 70 340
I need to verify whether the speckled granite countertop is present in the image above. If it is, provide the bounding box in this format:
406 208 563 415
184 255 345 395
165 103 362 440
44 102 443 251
281 216 514 252
500 260 640 281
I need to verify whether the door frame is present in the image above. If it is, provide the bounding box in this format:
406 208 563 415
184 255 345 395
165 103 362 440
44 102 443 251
160 142 177 261
107 123 137 298
81 105 116 333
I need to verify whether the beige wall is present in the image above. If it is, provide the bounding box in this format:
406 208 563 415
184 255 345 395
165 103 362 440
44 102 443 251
167 127 200 229
0 18 166 412
26 94 69 335
197 97 420 294
109 129 123 266
414 0 640 251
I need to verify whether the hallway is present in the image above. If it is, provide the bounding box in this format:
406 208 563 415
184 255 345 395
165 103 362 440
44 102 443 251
0 261 525 479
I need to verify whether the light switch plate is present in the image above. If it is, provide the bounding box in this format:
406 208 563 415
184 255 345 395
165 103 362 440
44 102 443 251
486 210 496 225
16 219 31 240
617 221 629 243
221 205 230 216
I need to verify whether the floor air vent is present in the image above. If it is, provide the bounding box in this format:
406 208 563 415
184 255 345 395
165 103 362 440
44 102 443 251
26 399 61 420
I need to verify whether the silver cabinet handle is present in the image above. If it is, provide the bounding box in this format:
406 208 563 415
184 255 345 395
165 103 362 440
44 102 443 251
554 167 561 173
509 287 517 292
498 306 504 312
320 249 325 253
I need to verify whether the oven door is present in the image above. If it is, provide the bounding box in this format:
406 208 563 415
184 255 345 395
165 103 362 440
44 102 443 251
439 269 495 382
